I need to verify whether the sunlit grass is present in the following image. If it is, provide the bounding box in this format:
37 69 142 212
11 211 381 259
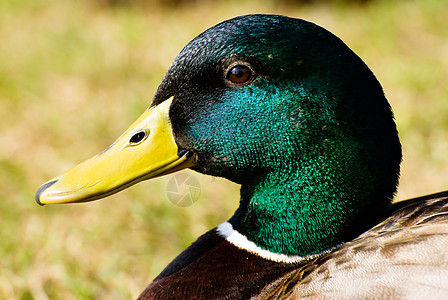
1 0 447 298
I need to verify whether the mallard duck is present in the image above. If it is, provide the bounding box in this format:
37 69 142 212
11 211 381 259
36 14 448 299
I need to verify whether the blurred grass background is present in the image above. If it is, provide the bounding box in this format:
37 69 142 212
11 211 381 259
1 0 447 298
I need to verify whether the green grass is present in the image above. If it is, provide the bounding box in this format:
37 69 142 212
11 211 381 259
1 0 447 298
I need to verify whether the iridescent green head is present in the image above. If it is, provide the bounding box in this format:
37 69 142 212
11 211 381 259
153 14 402 255
37 15 402 256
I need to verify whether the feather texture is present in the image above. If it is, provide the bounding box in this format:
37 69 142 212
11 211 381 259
255 192 448 299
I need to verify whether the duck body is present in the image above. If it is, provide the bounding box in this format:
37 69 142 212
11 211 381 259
137 192 448 300
259 191 448 299
35 15 448 299
139 224 300 299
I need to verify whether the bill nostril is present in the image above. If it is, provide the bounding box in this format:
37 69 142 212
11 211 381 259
129 130 148 145
35 180 58 206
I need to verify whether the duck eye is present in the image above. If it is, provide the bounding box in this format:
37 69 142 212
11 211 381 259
226 65 253 84
129 130 147 145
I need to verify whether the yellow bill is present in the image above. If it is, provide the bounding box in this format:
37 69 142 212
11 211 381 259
36 97 196 205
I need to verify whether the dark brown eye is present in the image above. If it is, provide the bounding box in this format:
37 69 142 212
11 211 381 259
226 65 253 84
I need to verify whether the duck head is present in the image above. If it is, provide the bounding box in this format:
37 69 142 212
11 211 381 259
36 15 401 256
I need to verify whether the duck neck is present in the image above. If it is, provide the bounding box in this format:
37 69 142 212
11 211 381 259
228 140 387 257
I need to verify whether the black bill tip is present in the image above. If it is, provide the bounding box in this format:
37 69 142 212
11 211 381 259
35 180 58 206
